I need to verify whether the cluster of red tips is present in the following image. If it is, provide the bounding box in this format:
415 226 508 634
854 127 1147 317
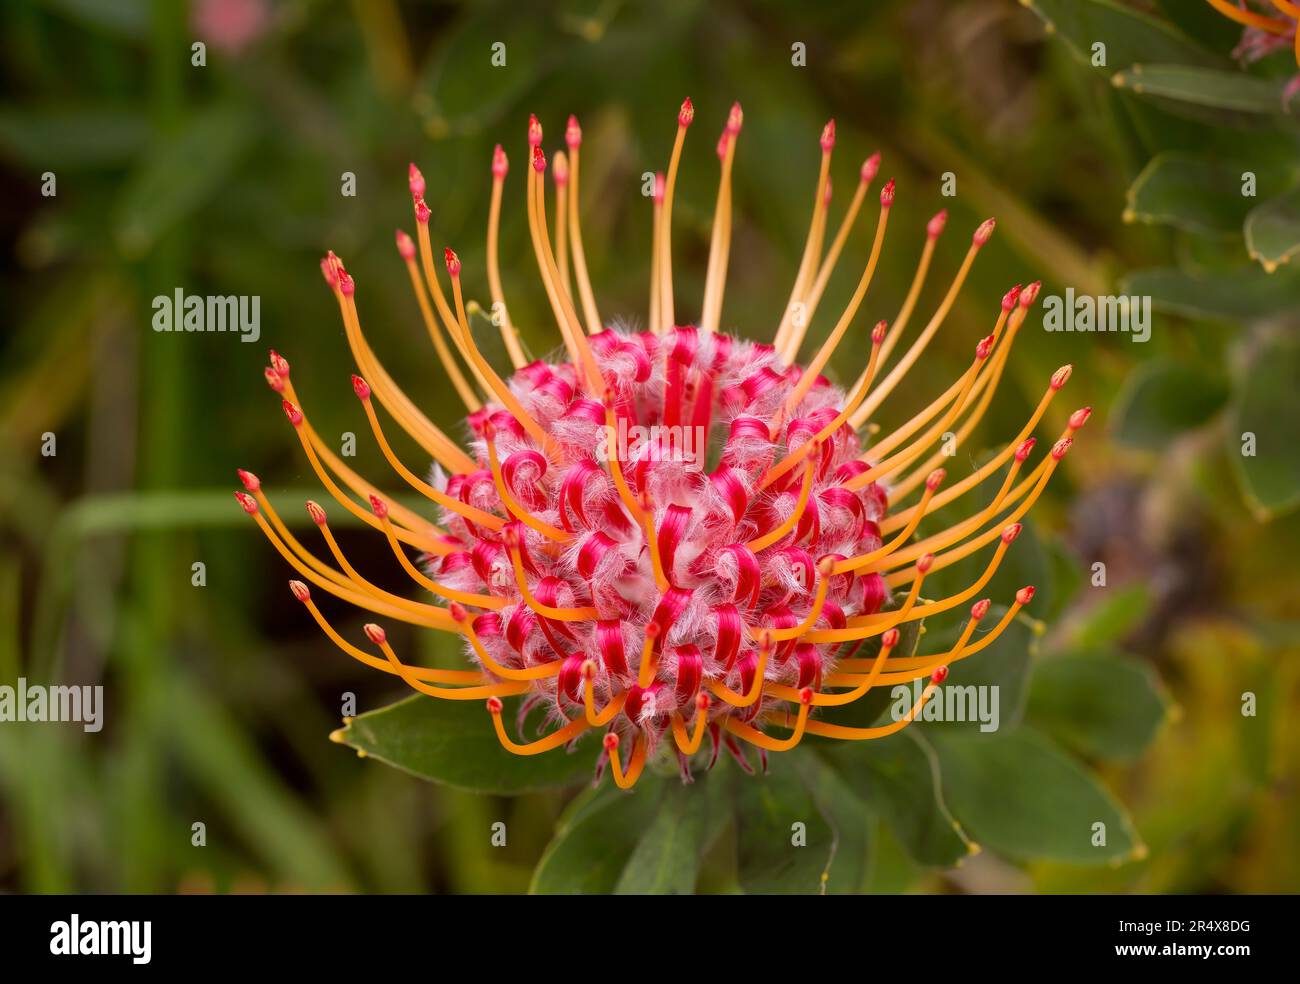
973 217 996 246
269 350 290 378
237 469 260 492
971 598 991 621
1015 438 1037 462
528 114 543 147
678 96 695 128
1001 522 1023 544
861 151 881 185
881 627 901 649
1069 406 1093 429
408 163 426 201
1019 280 1042 307
492 144 508 178
880 178 896 208
444 247 461 277
1051 437 1073 460
395 229 416 259
727 102 744 134
931 666 950 685
927 209 948 239
1002 284 1022 311
1016 585 1036 606
820 119 836 151
282 400 303 427
871 319 889 346
352 374 371 401
975 334 996 360
234 491 258 514
565 114 581 148
289 580 310 603
414 199 431 225
531 146 546 173
368 494 389 519
306 500 327 526
916 553 935 574
364 623 387 646
925 468 947 492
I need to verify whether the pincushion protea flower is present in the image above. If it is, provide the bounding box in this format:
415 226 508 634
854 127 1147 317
235 99 1088 790
1207 0 1300 103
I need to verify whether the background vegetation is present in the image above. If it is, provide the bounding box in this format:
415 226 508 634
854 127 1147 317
1 0 1296 893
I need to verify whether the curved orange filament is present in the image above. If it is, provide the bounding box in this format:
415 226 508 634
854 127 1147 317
658 117 690 333
774 143 833 354
554 151 571 295
670 707 710 755
723 697 812 752
253 489 355 591
488 705 590 755
747 459 815 552
459 614 562 681
582 674 627 726
604 405 646 522
706 634 771 708
768 633 896 706
877 600 1022 683
776 681 941 741
637 631 658 689
751 574 829 642
607 734 648 789
483 430 569 543
565 138 603 335
506 541 599 622
486 165 528 368
1206 0 1290 34
642 500 671 592
796 175 871 342
649 184 663 333
375 512 506 610
400 252 482 411
832 479 940 576
701 127 739 333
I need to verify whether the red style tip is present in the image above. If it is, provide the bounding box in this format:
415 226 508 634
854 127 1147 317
1016 585 1036 606
971 599 991 621
927 209 948 239
282 400 303 426
236 469 260 492
269 350 290 378
1002 284 1022 311
1019 280 1042 307
871 320 889 346
395 229 415 259
368 494 389 519
1050 364 1073 390
408 163 426 201
696 692 711 712
263 367 285 393
880 178 896 208
816 555 837 578
491 144 508 178
925 468 946 491
444 247 461 277
565 115 581 148
799 687 814 706
881 627 901 649
481 418 497 442
414 199 431 225
678 97 694 127
351 374 371 401
289 580 310 602
727 102 744 135
930 666 950 685
531 145 546 173
602 732 620 750
487 696 504 714
306 500 327 526
973 218 996 246
528 114 543 147
502 526 521 550
580 659 597 680
1001 522 1023 543
644 620 662 640
860 152 881 184
363 623 386 646
1015 437 1037 462
1051 437 1073 460
1069 406 1093 430
449 602 468 623
916 553 935 574
820 119 836 151
337 271 355 297
234 491 258 515
976 334 996 360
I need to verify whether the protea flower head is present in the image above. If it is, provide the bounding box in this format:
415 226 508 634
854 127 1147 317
1207 0 1300 103
237 99 1087 790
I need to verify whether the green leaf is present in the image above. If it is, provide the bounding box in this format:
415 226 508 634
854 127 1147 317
1027 652 1170 763
1110 359 1229 450
922 611 1039 735
1246 186 1300 272
531 782 660 893
1227 330 1300 518
1121 265 1300 321
1020 0 1220 72
1124 152 1257 235
819 734 972 868
929 727 1144 864
1065 582 1151 649
1111 64 1294 117
0 107 149 168
336 694 598 794
733 754 834 893
614 777 722 894
799 754 874 893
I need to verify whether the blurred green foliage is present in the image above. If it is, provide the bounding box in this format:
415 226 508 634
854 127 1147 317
0 0 1297 894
